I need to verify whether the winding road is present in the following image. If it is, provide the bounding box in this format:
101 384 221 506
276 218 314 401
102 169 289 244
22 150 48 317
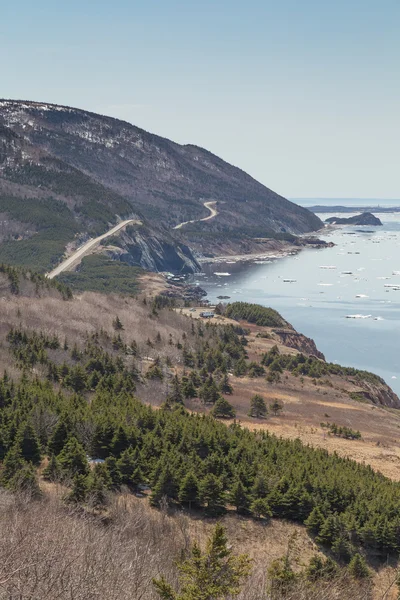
173 201 218 230
46 201 218 279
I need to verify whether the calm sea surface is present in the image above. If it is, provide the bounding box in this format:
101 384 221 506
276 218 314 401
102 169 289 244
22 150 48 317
192 212 400 395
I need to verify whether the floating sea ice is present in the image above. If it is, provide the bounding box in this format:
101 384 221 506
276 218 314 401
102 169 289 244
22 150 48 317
393 271 400 275
214 272 231 276
355 294 369 298
392 376 398 380
320 265 337 269
318 283 333 286
377 276 391 280
283 279 297 283
345 314 372 319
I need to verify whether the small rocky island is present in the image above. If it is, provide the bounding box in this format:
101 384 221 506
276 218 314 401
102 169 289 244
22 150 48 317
325 212 382 226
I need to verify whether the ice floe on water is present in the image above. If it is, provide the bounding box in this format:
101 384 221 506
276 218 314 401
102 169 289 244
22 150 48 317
320 265 337 269
345 314 372 319
214 272 231 276
355 294 369 298
283 279 297 283
318 283 334 286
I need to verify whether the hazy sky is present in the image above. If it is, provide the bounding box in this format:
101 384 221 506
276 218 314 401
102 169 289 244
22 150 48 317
2 0 399 199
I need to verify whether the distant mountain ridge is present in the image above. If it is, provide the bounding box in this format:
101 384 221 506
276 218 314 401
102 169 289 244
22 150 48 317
0 99 322 273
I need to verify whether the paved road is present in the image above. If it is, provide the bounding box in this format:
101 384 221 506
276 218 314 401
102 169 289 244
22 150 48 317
47 200 217 278
46 218 141 279
173 201 218 230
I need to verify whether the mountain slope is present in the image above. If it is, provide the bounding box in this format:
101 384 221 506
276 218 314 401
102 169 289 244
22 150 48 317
0 100 322 235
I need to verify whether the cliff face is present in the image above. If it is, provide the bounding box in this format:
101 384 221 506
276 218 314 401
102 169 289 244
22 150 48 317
103 225 201 274
352 380 400 409
272 328 325 360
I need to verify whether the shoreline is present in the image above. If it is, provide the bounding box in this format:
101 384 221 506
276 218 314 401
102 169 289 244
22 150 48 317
196 246 300 265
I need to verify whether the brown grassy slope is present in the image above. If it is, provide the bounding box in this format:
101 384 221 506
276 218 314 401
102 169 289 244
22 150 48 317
1 486 395 600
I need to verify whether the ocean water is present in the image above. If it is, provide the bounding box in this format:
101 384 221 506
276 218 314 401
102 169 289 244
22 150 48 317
192 213 400 395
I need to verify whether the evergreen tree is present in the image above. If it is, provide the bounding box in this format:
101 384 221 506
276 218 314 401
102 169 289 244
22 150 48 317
42 454 62 482
250 497 272 520
112 316 124 330
66 474 88 504
305 506 325 536
198 473 226 516
105 455 122 489
219 373 233 395
48 416 71 456
178 471 199 509
87 464 111 508
211 397 236 419
167 374 184 405
9 462 41 498
251 474 269 499
269 399 284 416
14 421 42 465
231 480 251 514
181 375 197 399
151 464 177 506
110 425 130 457
248 394 268 418
1 445 25 485
117 446 141 486
153 524 252 600
58 437 89 479
348 553 370 579
305 555 338 582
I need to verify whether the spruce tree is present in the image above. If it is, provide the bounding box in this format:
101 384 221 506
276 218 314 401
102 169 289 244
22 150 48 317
198 473 226 516
58 437 89 479
250 497 272 520
153 524 251 600
151 464 177 506
248 394 268 418
178 471 199 509
105 455 122 489
1 445 25 485
15 421 41 465
48 417 71 456
231 480 250 514
117 447 137 486
42 454 62 482
219 373 233 395
66 474 88 504
270 399 284 416
9 462 41 498
211 397 236 419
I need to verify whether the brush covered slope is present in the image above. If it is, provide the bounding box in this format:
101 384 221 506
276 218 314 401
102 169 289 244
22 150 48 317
1 268 400 597
0 99 322 269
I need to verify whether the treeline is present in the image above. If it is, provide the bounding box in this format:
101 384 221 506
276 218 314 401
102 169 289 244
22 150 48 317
261 345 384 386
0 263 72 299
224 302 287 328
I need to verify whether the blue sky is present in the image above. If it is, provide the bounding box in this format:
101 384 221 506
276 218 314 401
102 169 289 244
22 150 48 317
2 0 399 199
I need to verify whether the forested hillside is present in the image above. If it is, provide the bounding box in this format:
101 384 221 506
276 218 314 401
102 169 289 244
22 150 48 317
0 268 400 597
